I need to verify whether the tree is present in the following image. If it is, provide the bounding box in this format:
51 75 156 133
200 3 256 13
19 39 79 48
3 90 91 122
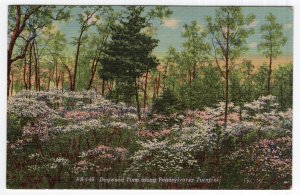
39 25 67 90
152 88 183 115
87 12 118 90
273 63 293 110
182 21 210 82
7 5 70 96
258 13 287 95
71 6 110 91
206 7 255 126
180 21 210 108
100 6 172 120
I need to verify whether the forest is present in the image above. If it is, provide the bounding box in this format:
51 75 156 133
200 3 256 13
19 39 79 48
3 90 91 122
7 5 292 189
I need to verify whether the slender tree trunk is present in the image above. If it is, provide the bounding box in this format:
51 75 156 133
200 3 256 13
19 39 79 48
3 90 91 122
156 72 161 96
87 30 109 90
33 41 39 91
143 69 149 109
7 64 11 97
7 6 40 96
63 64 73 91
267 54 272 95
135 79 141 120
28 43 33 90
47 69 51 91
152 77 157 100
10 74 14 96
23 54 28 90
101 79 105 96
87 59 98 90
7 6 20 97
72 31 84 91
188 68 192 108
61 72 64 92
55 62 60 89
224 15 230 127
224 61 229 127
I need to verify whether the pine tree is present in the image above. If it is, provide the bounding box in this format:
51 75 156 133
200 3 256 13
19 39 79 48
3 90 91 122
258 13 287 95
100 6 160 120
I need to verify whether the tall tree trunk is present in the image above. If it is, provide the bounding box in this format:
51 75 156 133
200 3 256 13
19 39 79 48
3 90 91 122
152 77 157 100
267 54 272 95
87 59 99 90
10 74 14 96
61 72 64 92
33 41 39 91
7 6 40 96
188 68 192 108
135 79 141 120
55 62 60 89
72 7 101 91
23 54 28 90
47 69 51 91
224 15 230 127
7 63 11 97
156 72 161 96
224 60 229 127
72 30 84 91
87 30 109 90
143 69 149 109
28 43 33 90
101 79 105 96
63 63 73 91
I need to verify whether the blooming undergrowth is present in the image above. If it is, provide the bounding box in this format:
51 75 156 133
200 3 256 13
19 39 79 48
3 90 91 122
7 90 292 189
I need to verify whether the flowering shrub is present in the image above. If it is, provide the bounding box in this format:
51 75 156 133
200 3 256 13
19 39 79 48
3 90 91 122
224 136 292 189
7 90 292 189
73 145 128 175
124 139 201 177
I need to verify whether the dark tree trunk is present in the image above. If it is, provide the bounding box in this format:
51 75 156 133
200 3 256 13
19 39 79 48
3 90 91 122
72 30 84 91
7 63 11 97
72 7 101 91
28 43 33 90
61 72 64 92
55 62 60 89
101 79 105 96
152 77 157 100
23 54 28 90
87 59 98 90
143 69 149 109
135 79 141 120
156 72 161 96
10 74 14 96
224 14 230 127
47 69 51 91
33 41 40 91
7 6 41 96
267 54 273 95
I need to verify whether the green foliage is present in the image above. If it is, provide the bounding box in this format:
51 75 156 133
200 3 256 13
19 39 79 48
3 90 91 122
106 82 135 104
190 65 224 109
258 13 287 58
7 114 24 142
273 63 293 109
253 64 269 97
151 89 184 115
100 6 159 83
206 7 255 61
